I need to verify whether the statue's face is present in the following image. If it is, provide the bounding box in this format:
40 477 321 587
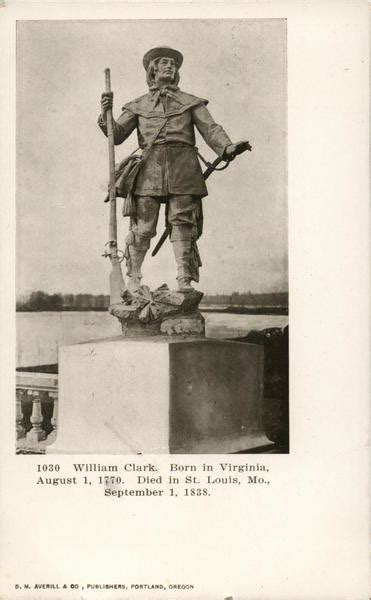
154 56 177 83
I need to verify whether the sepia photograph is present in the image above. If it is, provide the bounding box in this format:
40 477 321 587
1 2 369 599
16 18 288 455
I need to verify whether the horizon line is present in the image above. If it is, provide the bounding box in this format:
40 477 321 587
17 289 289 298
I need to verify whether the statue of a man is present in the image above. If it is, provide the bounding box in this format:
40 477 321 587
99 46 245 293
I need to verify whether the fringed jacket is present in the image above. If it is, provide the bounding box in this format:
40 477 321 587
98 86 232 197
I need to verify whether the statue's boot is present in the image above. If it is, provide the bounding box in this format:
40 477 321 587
126 246 147 292
172 239 194 293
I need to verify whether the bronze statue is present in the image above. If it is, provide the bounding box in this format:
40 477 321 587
99 46 250 294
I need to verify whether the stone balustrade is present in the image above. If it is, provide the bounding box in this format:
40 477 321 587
16 372 58 452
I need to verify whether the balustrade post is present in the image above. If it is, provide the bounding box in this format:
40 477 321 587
47 392 58 443
26 390 46 443
16 390 26 439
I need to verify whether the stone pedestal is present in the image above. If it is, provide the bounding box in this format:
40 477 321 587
47 336 268 454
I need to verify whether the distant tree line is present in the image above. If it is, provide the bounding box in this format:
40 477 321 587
201 291 288 307
17 290 288 311
17 291 110 311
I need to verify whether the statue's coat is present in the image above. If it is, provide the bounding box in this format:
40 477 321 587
98 88 232 197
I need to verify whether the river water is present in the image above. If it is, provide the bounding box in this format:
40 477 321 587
16 311 288 368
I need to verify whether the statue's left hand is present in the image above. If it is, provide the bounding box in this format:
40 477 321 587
224 140 252 160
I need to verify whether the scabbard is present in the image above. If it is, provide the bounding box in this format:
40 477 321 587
151 155 226 257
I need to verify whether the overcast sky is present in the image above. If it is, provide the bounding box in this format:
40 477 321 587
16 18 287 296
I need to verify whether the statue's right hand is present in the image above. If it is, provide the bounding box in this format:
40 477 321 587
101 92 113 113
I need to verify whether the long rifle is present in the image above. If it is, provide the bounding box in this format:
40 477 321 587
102 68 126 304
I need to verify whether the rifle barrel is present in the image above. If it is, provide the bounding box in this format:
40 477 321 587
104 69 118 246
103 68 126 303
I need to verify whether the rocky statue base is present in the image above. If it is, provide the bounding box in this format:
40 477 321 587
109 283 205 337
47 336 269 455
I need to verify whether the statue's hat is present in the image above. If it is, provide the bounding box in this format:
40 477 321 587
143 46 183 70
